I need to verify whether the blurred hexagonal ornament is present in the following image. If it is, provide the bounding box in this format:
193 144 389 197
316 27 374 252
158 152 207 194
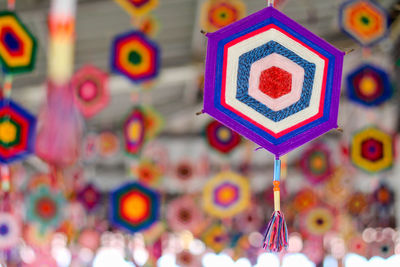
72 64 110 118
346 64 392 107
111 31 160 84
0 100 36 164
204 120 241 154
339 0 388 47
123 107 146 156
114 0 158 17
200 0 246 32
350 126 393 173
0 11 37 74
110 182 160 232
203 171 250 218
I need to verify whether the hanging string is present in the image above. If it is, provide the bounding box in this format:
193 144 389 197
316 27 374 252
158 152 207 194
263 157 288 252
362 47 371 59
0 164 10 193
7 0 15 10
0 164 11 213
273 158 281 211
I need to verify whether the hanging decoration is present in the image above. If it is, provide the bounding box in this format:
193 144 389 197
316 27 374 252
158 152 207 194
300 142 334 185
339 0 388 47
110 182 160 233
77 183 101 212
202 2 344 252
111 31 160 84
96 131 120 158
0 100 36 164
203 5 344 157
346 64 392 107
176 250 202 267
132 158 163 187
124 107 146 156
203 171 250 218
350 126 393 173
114 0 158 17
373 184 394 208
26 186 65 232
35 82 83 167
174 160 195 182
200 0 246 32
142 105 164 141
293 188 318 213
166 195 204 233
137 14 160 38
301 206 336 237
71 64 110 118
35 0 82 167
0 11 37 74
204 120 241 154
347 192 368 216
0 212 20 249
202 224 229 253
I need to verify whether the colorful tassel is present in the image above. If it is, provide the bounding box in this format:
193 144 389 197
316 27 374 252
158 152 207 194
35 82 83 167
263 158 288 252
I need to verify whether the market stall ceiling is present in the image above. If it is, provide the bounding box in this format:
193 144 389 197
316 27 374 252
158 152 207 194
7 0 360 87
8 0 395 130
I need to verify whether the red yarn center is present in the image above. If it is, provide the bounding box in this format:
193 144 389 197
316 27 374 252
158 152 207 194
259 66 292 99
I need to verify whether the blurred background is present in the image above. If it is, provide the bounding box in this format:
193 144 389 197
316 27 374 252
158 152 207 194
0 0 400 266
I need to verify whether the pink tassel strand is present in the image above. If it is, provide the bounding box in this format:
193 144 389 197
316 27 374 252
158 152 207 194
263 210 288 252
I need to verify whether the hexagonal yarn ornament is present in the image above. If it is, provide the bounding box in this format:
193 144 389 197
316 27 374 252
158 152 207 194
346 64 392 107
202 3 344 253
350 126 393 173
0 212 20 250
203 5 344 157
205 120 241 154
0 100 36 164
339 0 388 47
300 142 333 185
114 0 158 17
202 223 229 253
77 183 101 212
0 11 37 74
202 171 250 218
71 65 109 118
26 186 65 232
110 182 160 233
124 107 146 155
111 31 160 84
200 0 246 32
